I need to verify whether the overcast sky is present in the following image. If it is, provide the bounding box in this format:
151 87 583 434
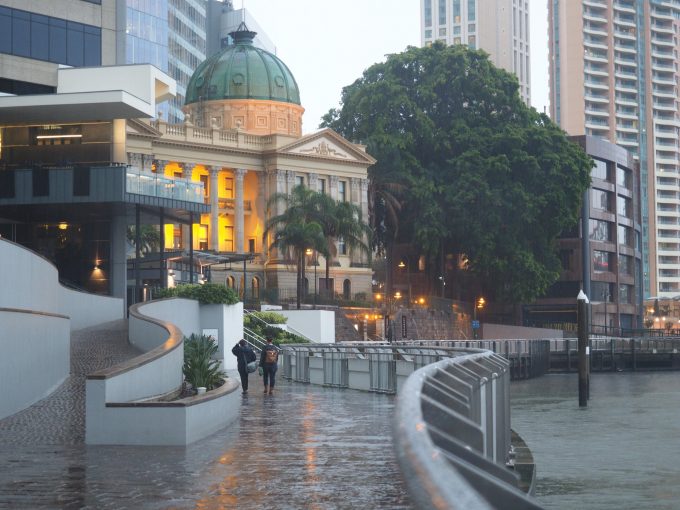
242 0 549 133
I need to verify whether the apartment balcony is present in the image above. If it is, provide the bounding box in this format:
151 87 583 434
614 43 637 54
586 117 610 129
616 111 638 120
614 54 638 67
613 16 637 28
585 52 610 64
584 0 608 8
584 10 609 23
615 96 638 107
651 61 675 72
585 38 609 50
613 1 636 13
652 48 675 59
652 73 676 86
651 8 675 21
585 64 610 76
653 87 676 99
586 105 610 117
584 25 609 37
651 23 675 34
652 36 675 47
586 79 610 91
586 92 610 104
615 83 637 94
616 124 637 133
653 102 677 113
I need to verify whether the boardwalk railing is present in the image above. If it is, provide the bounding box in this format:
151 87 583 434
394 350 543 509
393 339 551 380
551 337 680 371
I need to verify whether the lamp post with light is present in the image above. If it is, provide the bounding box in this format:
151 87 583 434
398 259 411 305
306 248 317 309
472 296 485 340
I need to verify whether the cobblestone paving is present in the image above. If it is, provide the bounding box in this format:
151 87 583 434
0 321 413 509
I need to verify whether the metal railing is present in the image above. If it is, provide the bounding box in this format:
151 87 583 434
243 309 313 343
394 350 543 509
243 326 267 352
393 339 551 380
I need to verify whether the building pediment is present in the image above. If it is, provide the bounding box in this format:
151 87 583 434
277 128 376 165
127 118 162 137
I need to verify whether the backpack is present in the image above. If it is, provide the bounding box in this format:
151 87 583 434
265 347 278 364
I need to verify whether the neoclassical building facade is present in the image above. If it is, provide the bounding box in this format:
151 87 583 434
0 28 374 305
125 26 375 301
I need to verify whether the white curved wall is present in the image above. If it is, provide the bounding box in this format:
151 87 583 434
0 240 67 420
0 239 124 420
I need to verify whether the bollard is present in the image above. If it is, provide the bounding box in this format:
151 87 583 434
577 290 589 407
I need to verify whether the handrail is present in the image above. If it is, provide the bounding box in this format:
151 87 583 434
243 326 267 352
244 309 314 343
394 351 543 509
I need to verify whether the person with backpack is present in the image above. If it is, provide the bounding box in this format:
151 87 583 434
232 339 256 394
259 336 279 395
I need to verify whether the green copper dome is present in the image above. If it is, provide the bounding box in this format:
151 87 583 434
185 26 301 106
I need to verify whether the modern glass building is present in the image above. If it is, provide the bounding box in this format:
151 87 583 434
549 0 679 299
420 0 531 105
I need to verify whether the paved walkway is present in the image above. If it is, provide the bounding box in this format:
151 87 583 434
0 321 413 509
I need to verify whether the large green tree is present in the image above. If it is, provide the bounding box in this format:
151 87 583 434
322 43 592 303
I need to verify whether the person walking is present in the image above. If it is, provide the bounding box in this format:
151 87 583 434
259 337 279 395
232 339 256 394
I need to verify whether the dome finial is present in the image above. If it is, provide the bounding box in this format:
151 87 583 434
230 21 256 45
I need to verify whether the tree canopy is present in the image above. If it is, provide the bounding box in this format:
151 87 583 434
322 42 592 303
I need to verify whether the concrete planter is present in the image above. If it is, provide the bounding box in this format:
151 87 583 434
199 302 243 371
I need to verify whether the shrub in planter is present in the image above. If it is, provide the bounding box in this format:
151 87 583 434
157 284 239 305
183 333 226 391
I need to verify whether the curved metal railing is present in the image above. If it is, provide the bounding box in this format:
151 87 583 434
244 309 314 343
394 351 543 510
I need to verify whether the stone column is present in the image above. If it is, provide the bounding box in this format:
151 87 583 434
127 152 142 170
209 166 220 251
330 175 339 201
183 162 196 179
275 170 287 216
156 159 169 174
235 168 247 253
350 177 361 206
141 154 153 173
360 178 369 265
257 171 266 255
309 172 319 192
286 170 296 194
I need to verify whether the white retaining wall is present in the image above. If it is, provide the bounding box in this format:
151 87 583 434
276 310 336 343
0 239 122 421
86 298 244 445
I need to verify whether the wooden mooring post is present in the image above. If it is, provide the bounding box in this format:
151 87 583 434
577 290 589 407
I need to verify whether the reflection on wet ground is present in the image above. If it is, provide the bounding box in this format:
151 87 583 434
0 321 412 509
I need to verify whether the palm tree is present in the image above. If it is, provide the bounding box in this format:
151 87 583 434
315 193 371 298
264 186 329 309
127 225 161 256
368 172 404 302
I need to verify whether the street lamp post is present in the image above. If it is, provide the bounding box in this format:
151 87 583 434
306 248 318 309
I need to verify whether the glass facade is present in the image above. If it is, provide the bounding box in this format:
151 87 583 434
167 0 206 123
0 7 101 66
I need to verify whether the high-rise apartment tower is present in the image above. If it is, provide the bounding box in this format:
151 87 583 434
549 0 679 298
420 0 531 105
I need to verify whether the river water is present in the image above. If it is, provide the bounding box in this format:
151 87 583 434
511 372 680 510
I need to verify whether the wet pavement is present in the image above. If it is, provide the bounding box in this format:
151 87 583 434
0 321 413 509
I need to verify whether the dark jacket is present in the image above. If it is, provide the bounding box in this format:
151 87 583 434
232 343 256 371
259 343 279 367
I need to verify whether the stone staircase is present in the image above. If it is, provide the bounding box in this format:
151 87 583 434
335 310 363 342
392 308 461 341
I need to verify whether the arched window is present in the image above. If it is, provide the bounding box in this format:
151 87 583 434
226 275 235 289
251 276 260 299
343 279 351 300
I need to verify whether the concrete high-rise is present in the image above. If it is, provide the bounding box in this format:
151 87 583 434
420 0 531 104
549 0 679 299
